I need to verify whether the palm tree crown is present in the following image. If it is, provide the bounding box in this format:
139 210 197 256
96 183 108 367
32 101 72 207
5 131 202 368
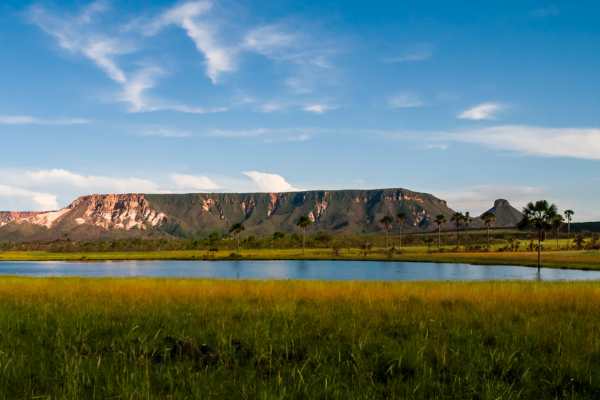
519 200 558 272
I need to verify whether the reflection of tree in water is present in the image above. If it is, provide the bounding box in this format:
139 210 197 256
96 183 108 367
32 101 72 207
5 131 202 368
296 260 309 277
232 261 242 280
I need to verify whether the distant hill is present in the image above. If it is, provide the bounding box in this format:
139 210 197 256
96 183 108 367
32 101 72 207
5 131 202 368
0 189 456 241
480 199 524 228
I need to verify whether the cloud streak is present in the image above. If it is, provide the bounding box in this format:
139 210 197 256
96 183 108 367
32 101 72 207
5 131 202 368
0 115 89 125
458 102 505 120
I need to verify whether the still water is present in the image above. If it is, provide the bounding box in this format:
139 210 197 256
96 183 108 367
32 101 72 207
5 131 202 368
0 260 599 281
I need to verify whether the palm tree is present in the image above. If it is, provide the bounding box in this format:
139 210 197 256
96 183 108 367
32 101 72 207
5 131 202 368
396 212 407 250
481 211 496 249
519 200 558 273
434 214 447 250
450 212 465 248
296 216 313 254
552 214 564 250
229 222 245 250
379 215 393 249
564 209 574 249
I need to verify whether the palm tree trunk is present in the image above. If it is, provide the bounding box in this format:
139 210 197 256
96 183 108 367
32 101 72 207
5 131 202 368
399 227 403 250
438 226 441 250
487 225 491 249
537 230 542 273
567 221 571 249
385 230 389 249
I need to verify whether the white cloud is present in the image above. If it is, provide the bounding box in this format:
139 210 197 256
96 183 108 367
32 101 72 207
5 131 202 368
24 169 160 193
451 125 600 160
259 102 286 113
0 115 89 125
303 103 336 114
388 93 424 109
458 102 505 120
146 1 235 84
0 184 58 211
243 171 299 192
171 174 220 191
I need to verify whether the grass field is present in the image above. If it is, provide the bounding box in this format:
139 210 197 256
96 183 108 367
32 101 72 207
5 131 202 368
1 278 600 398
1 247 600 269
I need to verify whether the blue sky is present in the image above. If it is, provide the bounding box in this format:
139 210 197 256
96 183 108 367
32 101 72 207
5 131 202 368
1 0 599 220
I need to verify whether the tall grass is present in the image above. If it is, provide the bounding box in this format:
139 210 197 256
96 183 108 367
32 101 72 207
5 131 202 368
0 278 599 398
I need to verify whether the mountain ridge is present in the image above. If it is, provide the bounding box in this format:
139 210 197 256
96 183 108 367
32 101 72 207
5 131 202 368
0 189 524 241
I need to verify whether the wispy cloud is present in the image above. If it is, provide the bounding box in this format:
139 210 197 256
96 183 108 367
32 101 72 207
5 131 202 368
0 115 89 125
28 2 132 83
458 102 505 120
30 2 224 114
243 171 298 192
531 5 560 18
303 103 337 114
144 1 235 84
136 127 192 138
450 125 600 160
383 44 433 64
208 127 317 142
388 93 424 109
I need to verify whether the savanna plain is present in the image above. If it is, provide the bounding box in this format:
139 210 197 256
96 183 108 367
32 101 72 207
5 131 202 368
1 278 600 399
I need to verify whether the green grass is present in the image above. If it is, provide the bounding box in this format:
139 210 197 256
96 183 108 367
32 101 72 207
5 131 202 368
1 278 600 398
1 247 600 270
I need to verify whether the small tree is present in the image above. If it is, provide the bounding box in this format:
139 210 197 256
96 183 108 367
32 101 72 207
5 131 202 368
519 200 558 273
564 209 574 249
229 222 245 250
434 214 447 250
396 212 407 250
296 216 313 254
481 211 496 249
450 212 465 249
379 215 394 249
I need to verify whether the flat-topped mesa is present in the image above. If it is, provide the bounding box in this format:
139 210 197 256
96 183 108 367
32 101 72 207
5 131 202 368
0 188 458 241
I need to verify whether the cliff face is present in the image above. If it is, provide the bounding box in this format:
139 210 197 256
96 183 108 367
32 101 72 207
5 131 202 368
0 188 456 241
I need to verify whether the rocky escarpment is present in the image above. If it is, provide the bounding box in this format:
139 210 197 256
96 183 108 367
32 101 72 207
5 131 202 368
145 188 455 236
1 189 525 241
0 194 167 240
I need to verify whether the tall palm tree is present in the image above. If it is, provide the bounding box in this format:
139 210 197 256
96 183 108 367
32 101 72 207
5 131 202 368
296 216 313 254
564 209 574 249
519 200 558 273
396 212 407 250
450 212 465 248
379 215 393 249
552 214 564 250
481 211 496 249
434 214 447 250
229 222 245 250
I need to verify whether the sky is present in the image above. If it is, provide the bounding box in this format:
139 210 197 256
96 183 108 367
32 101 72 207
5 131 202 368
1 0 599 221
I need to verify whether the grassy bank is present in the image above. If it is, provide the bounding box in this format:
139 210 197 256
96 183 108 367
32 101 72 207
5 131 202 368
0 278 600 398
1 247 600 269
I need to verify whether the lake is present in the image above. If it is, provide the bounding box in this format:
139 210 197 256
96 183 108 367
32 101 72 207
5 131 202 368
0 260 599 281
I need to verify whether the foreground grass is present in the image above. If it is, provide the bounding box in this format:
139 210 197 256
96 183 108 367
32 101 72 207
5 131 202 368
1 279 600 398
2 247 600 270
